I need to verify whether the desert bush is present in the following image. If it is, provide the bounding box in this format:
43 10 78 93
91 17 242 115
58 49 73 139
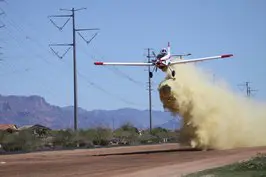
1 130 41 152
0 123 181 153
0 130 8 143
90 127 113 146
166 130 180 143
49 128 112 148
50 129 76 147
138 131 158 144
151 127 169 142
233 153 266 171
114 123 139 145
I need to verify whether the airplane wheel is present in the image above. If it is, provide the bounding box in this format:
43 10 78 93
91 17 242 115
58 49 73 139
172 70 175 77
149 72 153 78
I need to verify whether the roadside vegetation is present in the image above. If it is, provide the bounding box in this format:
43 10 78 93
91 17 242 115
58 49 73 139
0 123 180 153
185 153 266 177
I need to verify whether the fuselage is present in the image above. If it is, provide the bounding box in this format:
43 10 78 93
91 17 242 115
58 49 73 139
155 43 172 71
155 54 171 71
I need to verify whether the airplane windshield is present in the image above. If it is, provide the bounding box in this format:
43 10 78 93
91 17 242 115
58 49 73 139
157 53 167 59
161 49 167 53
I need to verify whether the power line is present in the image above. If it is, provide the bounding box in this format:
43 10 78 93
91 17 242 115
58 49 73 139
0 10 4 62
2 10 141 108
0 47 2 61
48 7 99 131
0 6 5 28
77 41 146 88
1 9 54 61
3 21 53 65
56 54 144 108
0 5 142 110
0 0 7 4
0 15 63 99
77 71 143 107
91 57 145 87
87 53 145 88
109 66 145 87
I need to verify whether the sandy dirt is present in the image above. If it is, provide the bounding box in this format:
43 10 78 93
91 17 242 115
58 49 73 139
1 144 266 177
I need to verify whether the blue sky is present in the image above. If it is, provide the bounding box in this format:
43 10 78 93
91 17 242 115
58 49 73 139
0 0 265 111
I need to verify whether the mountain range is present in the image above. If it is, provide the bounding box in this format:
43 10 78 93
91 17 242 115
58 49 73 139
0 94 181 130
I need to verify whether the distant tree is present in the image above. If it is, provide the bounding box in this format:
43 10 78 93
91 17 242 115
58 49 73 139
151 127 168 135
119 122 139 133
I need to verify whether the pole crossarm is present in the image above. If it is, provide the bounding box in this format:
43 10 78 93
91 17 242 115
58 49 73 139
48 15 72 18
49 18 71 31
76 28 100 31
60 8 87 12
49 43 73 46
49 46 72 59
78 32 98 45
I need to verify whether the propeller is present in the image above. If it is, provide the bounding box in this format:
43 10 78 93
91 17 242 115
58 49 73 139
148 50 160 78
151 51 158 73
152 65 157 72
152 51 157 58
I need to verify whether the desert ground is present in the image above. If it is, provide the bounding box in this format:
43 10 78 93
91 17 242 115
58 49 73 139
1 143 266 177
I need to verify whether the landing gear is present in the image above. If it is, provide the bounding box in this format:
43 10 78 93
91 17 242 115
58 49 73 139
168 66 176 78
149 71 153 78
171 70 175 77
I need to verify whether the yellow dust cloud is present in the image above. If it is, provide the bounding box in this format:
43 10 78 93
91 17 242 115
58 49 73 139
158 64 266 150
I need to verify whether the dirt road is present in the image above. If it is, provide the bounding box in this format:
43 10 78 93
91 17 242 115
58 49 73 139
1 144 266 177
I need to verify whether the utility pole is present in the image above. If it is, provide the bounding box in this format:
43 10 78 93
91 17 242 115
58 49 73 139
0 48 2 61
112 118 115 131
0 10 4 28
49 8 99 131
145 48 153 133
238 81 258 98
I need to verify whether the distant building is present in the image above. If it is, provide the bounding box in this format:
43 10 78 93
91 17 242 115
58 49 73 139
0 124 18 133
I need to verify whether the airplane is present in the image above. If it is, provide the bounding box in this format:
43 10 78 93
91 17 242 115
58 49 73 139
94 42 233 78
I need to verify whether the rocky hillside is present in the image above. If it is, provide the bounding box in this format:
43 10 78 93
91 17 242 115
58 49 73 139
0 94 181 130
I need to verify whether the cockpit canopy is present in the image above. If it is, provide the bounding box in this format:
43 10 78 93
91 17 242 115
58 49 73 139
160 48 167 54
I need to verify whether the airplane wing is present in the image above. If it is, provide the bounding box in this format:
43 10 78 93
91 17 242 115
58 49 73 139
94 62 153 66
170 54 233 65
